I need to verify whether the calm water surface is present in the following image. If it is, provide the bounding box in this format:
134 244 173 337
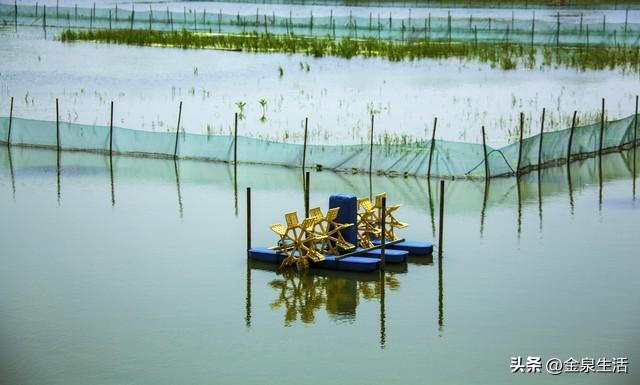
0 145 638 384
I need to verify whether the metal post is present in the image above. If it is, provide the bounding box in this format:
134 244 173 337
634 95 638 147
56 98 60 152
567 111 577 165
538 108 545 168
246 187 251 254
369 114 374 177
109 101 114 156
427 117 437 178
438 180 445 258
304 171 310 218
302 117 308 172
380 196 386 271
516 112 524 176
234 112 238 165
599 98 605 156
7 97 13 145
173 101 182 160
481 125 489 180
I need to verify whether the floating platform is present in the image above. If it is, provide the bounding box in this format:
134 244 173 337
372 240 433 256
359 247 408 263
248 247 380 272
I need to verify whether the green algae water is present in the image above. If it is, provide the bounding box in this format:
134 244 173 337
1 145 638 385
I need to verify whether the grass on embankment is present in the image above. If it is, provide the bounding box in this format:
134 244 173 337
60 29 640 72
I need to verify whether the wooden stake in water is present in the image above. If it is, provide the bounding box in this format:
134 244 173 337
380 196 386 271
427 117 438 179
173 101 182 160
438 180 445 258
234 112 238 165
109 101 114 156
7 97 13 145
538 108 545 168
482 125 489 180
56 98 60 152
14 0 17 32
369 114 374 177
599 98 605 156
304 171 310 218
516 112 524 176
246 187 252 254
567 110 577 165
302 117 308 172
43 5 46 39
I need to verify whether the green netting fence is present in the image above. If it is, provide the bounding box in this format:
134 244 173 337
2 3 640 46
0 112 637 178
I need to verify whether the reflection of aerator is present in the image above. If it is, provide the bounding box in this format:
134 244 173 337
249 192 433 272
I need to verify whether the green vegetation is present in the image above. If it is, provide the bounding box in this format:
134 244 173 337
60 29 640 72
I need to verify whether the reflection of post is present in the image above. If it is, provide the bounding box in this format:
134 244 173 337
173 159 183 218
245 187 252 328
598 151 603 212
109 156 115 207
427 178 435 238
56 151 61 205
480 179 489 237
233 163 238 217
438 180 444 258
437 234 444 334
633 96 638 200
516 176 522 238
567 160 574 215
7 145 16 200
379 269 386 349
537 168 543 231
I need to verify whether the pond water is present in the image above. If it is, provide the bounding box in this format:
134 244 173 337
1 145 638 385
2 25 640 148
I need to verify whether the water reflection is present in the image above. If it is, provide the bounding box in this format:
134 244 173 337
109 155 115 207
252 261 401 326
6 145 16 200
56 151 61 205
0 146 638 224
173 159 183 219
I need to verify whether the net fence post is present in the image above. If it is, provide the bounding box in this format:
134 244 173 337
516 112 524 176
538 108 545 169
234 112 238 165
173 101 182 160
482 125 489 181
427 117 437 178
302 117 308 173
7 97 13 145
599 98 605 157
56 98 60 152
438 180 445 258
109 101 114 156
567 111 577 167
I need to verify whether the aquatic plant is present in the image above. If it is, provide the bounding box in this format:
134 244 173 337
236 100 246 120
59 29 640 73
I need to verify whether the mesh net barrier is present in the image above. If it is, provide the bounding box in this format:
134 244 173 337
0 113 637 178
2 4 639 46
